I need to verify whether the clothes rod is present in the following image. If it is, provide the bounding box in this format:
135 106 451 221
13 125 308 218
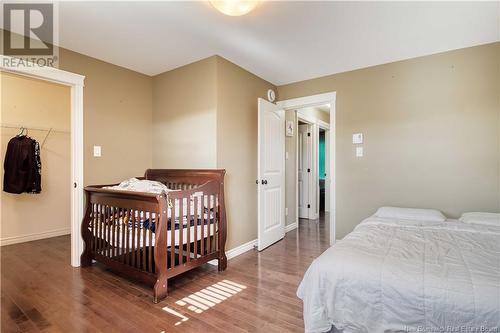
0 123 70 134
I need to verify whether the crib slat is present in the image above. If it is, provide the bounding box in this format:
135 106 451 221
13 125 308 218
91 204 96 252
96 204 100 252
179 198 184 265
126 210 131 265
115 207 119 258
107 206 111 258
214 195 217 252
194 196 198 259
132 210 136 268
148 214 153 273
170 200 175 269
110 206 114 258
141 212 146 270
102 205 106 254
208 195 212 253
201 195 206 255
186 196 191 262
99 205 103 253
119 208 124 263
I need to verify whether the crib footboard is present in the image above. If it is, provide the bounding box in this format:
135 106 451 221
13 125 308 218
80 169 227 303
80 188 162 287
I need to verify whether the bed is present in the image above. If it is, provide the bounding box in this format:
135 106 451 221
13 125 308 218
80 169 227 303
298 211 500 332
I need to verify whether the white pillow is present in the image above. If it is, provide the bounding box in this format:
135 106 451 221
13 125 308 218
374 206 446 222
459 212 500 226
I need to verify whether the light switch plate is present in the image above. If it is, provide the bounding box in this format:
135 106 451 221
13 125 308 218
356 146 364 157
285 207 289 216
93 145 102 157
353 133 363 144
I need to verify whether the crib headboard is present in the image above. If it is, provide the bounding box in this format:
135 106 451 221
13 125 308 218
144 169 225 189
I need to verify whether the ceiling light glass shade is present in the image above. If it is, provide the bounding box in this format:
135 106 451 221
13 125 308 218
210 0 259 16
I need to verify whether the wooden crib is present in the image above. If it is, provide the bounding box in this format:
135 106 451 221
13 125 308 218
80 169 227 303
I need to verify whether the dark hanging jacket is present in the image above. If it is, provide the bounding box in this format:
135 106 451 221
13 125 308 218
3 136 42 194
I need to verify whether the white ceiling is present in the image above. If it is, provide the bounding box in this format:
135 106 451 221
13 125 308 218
55 1 500 85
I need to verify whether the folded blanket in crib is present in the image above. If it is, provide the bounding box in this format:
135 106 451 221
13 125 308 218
103 177 174 194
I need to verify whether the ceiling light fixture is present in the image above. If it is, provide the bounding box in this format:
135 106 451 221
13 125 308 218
210 0 259 16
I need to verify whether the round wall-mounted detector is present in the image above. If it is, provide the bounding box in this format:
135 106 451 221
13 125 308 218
267 89 276 102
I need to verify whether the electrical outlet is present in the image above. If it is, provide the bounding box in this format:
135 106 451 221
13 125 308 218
93 145 102 157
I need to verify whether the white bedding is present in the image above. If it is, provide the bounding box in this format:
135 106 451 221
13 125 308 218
93 222 215 249
297 216 500 333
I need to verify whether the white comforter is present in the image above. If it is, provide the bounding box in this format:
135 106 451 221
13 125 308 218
297 217 500 333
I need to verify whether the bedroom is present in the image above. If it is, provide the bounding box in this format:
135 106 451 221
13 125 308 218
1 1 499 332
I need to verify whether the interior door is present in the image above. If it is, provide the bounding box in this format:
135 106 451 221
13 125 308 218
298 124 311 219
257 98 285 251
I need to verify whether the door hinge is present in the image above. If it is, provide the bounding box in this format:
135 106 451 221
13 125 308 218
307 168 311 173
307 204 311 208
307 132 311 137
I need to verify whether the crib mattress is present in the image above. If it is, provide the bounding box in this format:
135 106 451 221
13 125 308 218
90 221 215 249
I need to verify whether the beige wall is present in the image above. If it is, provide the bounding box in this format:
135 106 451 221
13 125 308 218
216 56 276 249
152 57 217 169
151 55 275 249
285 108 330 226
278 42 500 239
2 30 154 185
1 73 71 241
59 48 153 185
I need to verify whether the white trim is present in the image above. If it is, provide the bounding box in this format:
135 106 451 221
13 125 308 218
1 55 85 267
317 119 330 130
297 110 317 124
285 222 298 233
277 91 337 246
209 239 257 265
0 228 71 246
277 92 337 110
0 55 85 86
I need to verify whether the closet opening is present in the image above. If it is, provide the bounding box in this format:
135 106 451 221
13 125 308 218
0 60 84 267
1 72 72 258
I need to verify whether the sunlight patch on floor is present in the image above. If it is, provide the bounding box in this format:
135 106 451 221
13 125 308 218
162 279 247 326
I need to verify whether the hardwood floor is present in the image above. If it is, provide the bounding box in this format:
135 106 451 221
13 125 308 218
1 215 329 333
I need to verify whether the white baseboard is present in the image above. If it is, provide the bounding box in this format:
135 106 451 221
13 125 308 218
0 228 71 246
209 238 257 266
285 222 298 233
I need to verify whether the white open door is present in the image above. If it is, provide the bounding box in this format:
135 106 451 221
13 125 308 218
298 124 312 219
257 98 285 251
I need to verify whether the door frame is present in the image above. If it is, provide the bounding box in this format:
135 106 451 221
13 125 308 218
1 55 85 267
296 113 316 220
277 91 337 245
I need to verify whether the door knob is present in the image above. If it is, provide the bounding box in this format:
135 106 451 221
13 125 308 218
261 179 268 185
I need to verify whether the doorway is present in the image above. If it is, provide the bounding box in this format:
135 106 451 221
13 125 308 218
294 106 330 226
298 120 313 219
279 92 336 245
1 55 85 267
256 92 336 251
